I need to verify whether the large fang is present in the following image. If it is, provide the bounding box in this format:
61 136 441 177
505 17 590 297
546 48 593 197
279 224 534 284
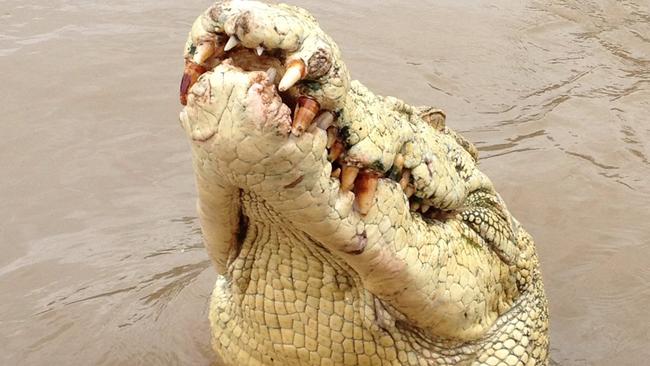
329 140 344 161
292 96 320 136
193 41 216 64
256 46 264 56
340 165 359 192
180 61 207 105
224 35 239 51
354 172 379 216
279 59 306 92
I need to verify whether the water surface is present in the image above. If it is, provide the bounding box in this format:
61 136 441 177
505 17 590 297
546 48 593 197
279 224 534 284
1 0 648 365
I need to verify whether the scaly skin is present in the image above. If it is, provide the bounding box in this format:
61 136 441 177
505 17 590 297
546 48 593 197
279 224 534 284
179 1 549 365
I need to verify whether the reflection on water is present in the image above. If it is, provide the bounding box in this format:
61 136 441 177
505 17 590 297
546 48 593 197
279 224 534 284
1 0 648 365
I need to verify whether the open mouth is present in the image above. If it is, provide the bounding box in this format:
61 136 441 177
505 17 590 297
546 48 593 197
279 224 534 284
181 4 548 363
180 34 296 104
179 33 474 221
180 33 330 137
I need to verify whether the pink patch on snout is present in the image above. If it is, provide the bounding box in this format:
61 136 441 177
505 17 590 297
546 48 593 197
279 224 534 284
246 77 292 136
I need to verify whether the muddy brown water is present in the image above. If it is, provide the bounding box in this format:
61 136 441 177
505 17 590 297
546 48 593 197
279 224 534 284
1 0 649 365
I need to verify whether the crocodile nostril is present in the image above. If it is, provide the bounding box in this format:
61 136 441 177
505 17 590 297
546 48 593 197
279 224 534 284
307 47 333 78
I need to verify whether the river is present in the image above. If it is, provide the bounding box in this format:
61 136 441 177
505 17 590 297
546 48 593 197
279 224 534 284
1 0 648 365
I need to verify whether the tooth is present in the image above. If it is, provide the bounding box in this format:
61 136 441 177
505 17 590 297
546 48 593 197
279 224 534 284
256 46 264 56
399 169 411 190
394 154 405 171
340 165 360 192
180 62 207 105
327 127 337 148
421 204 431 214
180 74 192 105
193 41 216 65
266 67 277 82
292 96 320 136
405 185 416 198
314 111 335 130
329 140 344 161
224 35 239 51
279 59 306 92
331 167 341 179
354 172 379 216
411 201 421 212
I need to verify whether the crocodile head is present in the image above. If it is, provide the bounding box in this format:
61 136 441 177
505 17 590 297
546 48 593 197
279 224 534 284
179 1 549 365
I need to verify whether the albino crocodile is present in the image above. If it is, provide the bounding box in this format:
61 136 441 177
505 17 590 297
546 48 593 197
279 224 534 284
178 1 549 365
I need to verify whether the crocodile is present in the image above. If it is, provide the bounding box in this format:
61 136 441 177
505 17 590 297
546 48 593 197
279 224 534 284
178 1 549 365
